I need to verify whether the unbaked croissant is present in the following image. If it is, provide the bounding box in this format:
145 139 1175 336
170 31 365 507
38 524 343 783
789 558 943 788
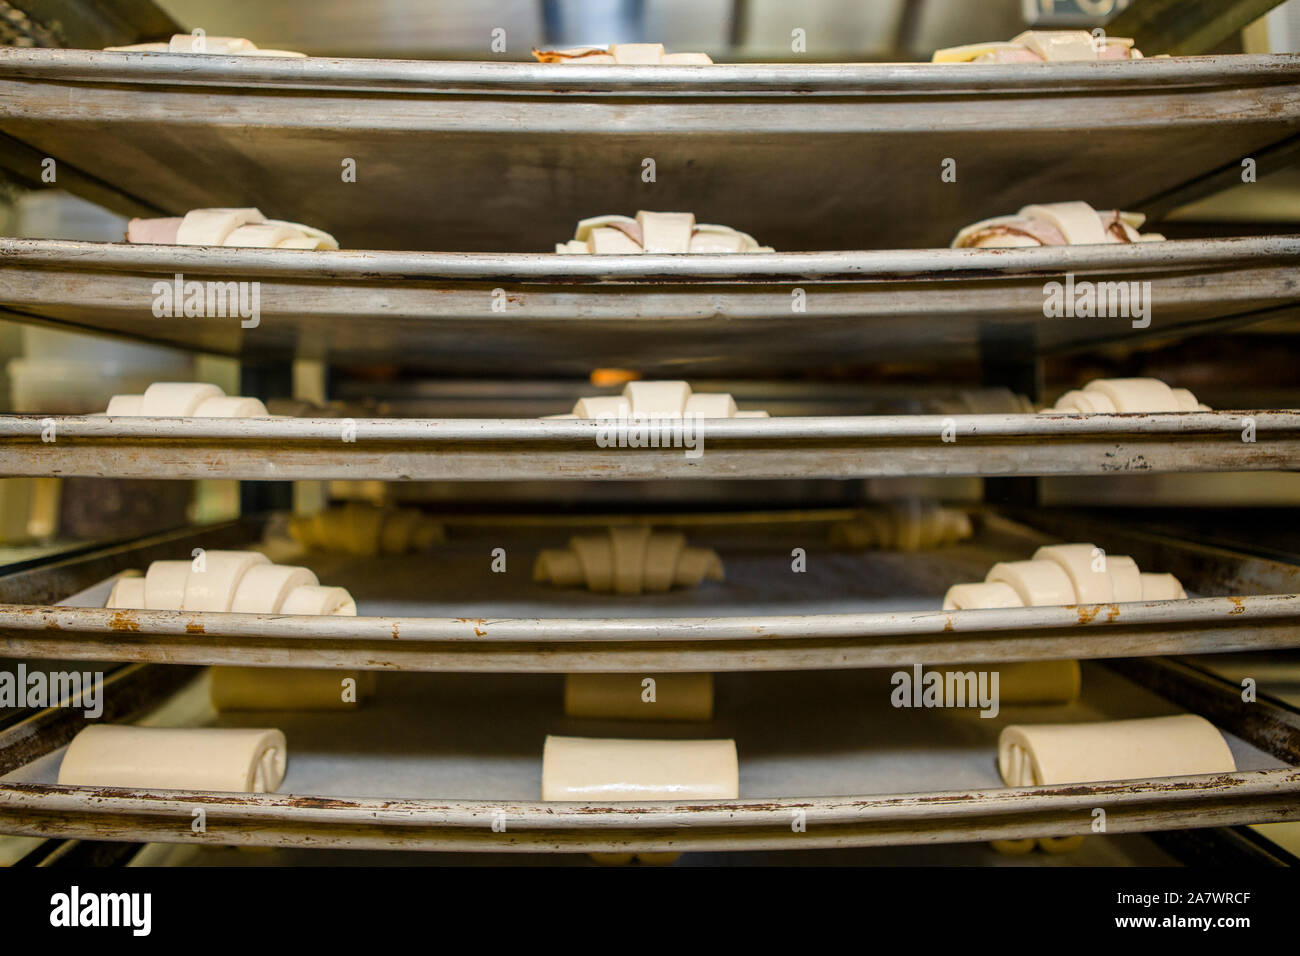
534 527 724 595
1039 377 1210 414
289 502 445 557
544 380 769 419
555 211 772 254
829 500 973 551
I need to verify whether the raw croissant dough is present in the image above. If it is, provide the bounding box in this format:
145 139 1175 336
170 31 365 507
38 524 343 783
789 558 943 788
934 30 1144 63
127 207 339 250
829 500 973 551
1041 377 1210 414
58 725 287 793
211 667 374 711
541 735 739 801
554 210 773 254
103 382 269 418
106 34 306 57
534 526 724 594
289 502 445 556
999 714 1235 787
565 674 714 721
952 201 1165 249
546 380 769 420
533 43 712 65
943 542 1187 609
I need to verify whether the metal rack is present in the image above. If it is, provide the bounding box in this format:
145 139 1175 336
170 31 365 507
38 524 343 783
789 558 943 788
0 42 1298 863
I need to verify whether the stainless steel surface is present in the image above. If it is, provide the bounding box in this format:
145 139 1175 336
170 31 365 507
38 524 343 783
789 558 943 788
0 50 1297 252
1 237 1297 372
0 665 1294 852
1 410 1295 481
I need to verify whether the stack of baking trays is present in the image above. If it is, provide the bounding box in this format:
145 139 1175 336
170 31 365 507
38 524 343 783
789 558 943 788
0 39 1298 865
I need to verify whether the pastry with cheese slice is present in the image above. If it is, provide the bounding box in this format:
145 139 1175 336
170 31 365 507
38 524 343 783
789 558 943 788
934 30 1144 64
534 526 723 594
953 201 1165 248
106 34 306 57
533 43 712 65
127 207 339 250
555 210 772 254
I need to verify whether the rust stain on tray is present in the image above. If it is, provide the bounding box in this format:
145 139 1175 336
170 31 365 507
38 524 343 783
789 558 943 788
108 611 139 632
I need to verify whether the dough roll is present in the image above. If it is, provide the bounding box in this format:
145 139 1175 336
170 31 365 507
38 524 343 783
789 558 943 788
210 666 368 711
999 714 1235 787
564 674 713 721
542 735 738 801
58 725 287 793
991 661 1081 705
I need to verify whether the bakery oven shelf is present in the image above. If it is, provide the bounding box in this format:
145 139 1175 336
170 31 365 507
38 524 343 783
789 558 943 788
5 511 1300 673
0 50 1297 253
0 660 1295 853
0 237 1296 374
2 409 1295 481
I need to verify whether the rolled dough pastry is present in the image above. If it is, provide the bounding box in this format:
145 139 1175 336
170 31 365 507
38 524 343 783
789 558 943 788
105 576 145 609
942 581 1022 610
542 735 738 801
564 674 714 721
210 666 366 711
993 661 1081 704
1140 572 1188 601
280 585 357 616
1033 543 1113 603
175 207 266 246
193 395 270 418
986 559 1077 607
182 550 270 612
58 725 287 793
138 382 224 417
1083 378 1181 413
536 528 722 594
999 714 1235 787
230 564 319 614
144 560 190 610
1107 554 1144 602
610 525 652 595
104 395 144 415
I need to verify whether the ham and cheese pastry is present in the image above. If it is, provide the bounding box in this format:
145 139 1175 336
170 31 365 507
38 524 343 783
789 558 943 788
829 500 973 551
58 725 288 793
544 380 769 420
103 382 269 418
533 43 712 65
1041 377 1210 414
534 526 724 594
126 207 339 250
106 34 306 57
934 30 1144 64
952 201 1165 248
555 211 772 254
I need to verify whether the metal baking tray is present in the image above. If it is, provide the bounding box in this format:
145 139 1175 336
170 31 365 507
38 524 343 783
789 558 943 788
1 408 1296 481
0 237 1297 373
0 50 1298 252
4 511 1300 673
0 657 1295 853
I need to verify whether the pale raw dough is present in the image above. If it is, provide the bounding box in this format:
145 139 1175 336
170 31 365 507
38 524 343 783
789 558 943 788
1140 572 1188 600
556 211 772 255
542 735 738 801
58 725 287 793
533 44 713 65
992 661 1081 704
1107 555 1144 602
564 674 714 721
934 30 1141 63
1033 543 1113 603
834 500 973 552
106 383 269 418
986 559 1077 606
999 714 1235 787
280 585 357 616
210 667 367 711
1041 378 1207 415
537 527 723 594
144 560 190 610
229 564 319 613
289 503 444 556
564 381 767 419
105 576 145 609
942 581 1022 610
182 550 269 612
953 201 1163 249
